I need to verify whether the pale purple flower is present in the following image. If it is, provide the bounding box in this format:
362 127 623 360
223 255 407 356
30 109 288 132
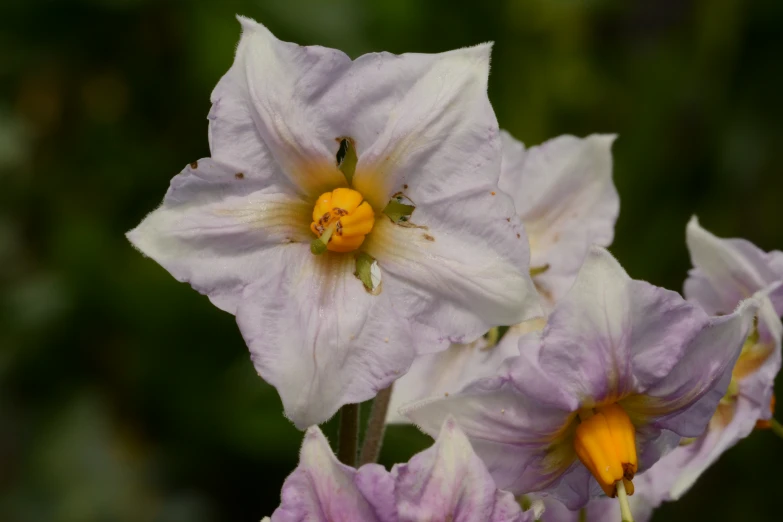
406 246 758 509
266 417 531 522
387 132 619 424
127 17 540 428
635 217 783 501
499 132 619 306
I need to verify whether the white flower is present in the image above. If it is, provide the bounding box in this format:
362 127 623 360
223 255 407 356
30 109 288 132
127 17 540 428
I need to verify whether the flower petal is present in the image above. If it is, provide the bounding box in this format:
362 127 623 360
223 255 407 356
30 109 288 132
499 132 619 305
127 159 312 313
685 216 783 315
386 319 545 424
538 246 710 402
236 245 418 428
218 17 352 198
392 417 531 522
365 216 540 347
271 426 396 522
637 395 761 504
351 43 493 210
624 298 758 438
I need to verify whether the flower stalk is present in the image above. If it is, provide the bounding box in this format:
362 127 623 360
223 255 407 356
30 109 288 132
337 403 360 466
359 384 394 465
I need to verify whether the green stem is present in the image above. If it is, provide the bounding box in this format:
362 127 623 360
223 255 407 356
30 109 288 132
337 403 360 467
771 418 783 439
359 384 393 465
616 480 634 522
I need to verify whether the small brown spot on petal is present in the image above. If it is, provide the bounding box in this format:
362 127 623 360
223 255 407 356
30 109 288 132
235 172 245 180
506 218 510 222
423 233 435 242
190 161 198 169
516 233 521 239
444 392 449 397
491 191 496 196
403 184 408 189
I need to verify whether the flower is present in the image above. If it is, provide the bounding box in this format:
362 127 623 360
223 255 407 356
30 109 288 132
634 217 783 501
498 132 619 306
267 417 531 522
386 131 618 423
126 17 540 428
405 246 758 509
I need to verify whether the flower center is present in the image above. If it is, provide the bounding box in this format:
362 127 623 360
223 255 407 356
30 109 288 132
574 403 638 497
310 188 375 254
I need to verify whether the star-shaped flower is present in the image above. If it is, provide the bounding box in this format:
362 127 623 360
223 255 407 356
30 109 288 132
406 246 757 509
127 17 540 428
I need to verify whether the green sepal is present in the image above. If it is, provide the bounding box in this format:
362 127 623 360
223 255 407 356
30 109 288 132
383 200 415 223
354 252 377 292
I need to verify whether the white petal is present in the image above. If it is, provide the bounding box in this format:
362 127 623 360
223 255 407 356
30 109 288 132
499 132 619 304
220 17 351 198
351 43 494 210
127 159 311 313
236 246 418 428
685 216 783 314
365 216 541 347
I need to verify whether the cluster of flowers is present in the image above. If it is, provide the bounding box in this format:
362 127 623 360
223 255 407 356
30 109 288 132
127 17 783 522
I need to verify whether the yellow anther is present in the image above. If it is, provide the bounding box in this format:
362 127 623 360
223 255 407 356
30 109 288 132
310 188 374 254
574 403 638 497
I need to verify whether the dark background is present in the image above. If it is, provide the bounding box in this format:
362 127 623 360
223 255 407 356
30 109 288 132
1 0 782 520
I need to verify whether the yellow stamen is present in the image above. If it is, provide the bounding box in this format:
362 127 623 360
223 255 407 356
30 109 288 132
310 188 375 254
574 403 638 497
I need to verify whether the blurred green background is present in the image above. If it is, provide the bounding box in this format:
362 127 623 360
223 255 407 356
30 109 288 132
1 0 782 520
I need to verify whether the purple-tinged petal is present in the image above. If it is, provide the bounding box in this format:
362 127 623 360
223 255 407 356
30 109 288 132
637 395 760 503
237 245 417 428
271 427 395 522
538 246 709 402
499 132 619 305
127 159 312 314
392 417 531 522
685 216 783 316
623 298 758 438
386 319 546 424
